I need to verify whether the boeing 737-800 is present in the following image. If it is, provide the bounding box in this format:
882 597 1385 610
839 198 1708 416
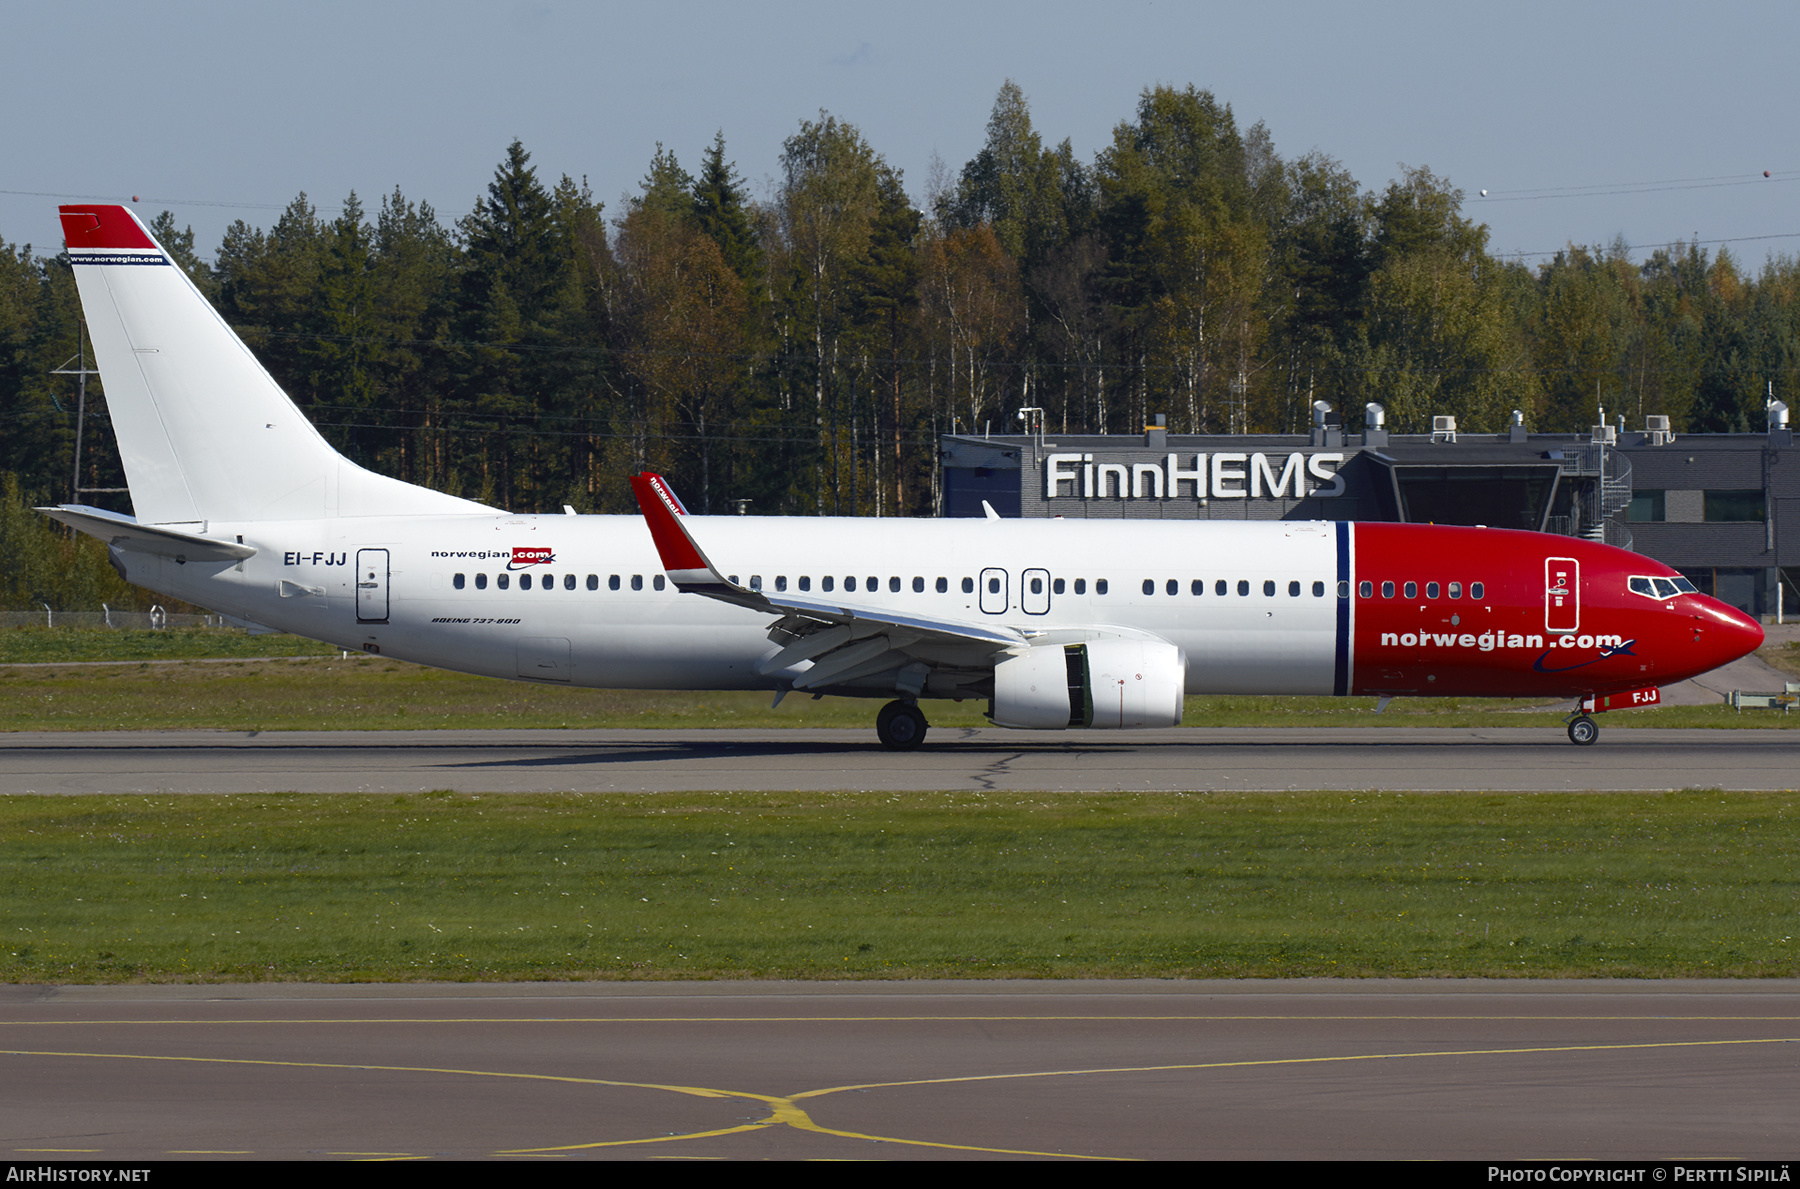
43 204 1764 749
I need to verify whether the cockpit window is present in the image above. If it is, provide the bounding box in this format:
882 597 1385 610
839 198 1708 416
1631 575 1690 600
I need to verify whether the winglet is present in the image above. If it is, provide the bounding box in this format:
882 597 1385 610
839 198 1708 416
629 473 729 589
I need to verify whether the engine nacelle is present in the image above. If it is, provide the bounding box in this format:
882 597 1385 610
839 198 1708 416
991 639 1186 729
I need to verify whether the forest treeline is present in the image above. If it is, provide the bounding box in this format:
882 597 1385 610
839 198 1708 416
4 81 1798 525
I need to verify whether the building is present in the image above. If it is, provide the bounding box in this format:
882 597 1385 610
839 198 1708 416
939 404 1798 619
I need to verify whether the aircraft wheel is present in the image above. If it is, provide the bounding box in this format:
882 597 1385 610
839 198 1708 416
876 700 929 751
1567 716 1599 746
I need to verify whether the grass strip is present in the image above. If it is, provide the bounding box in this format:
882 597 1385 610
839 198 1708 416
3 654 1798 731
3 790 1796 983
0 627 338 664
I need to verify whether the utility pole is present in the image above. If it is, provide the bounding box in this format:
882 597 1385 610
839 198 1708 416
51 319 128 505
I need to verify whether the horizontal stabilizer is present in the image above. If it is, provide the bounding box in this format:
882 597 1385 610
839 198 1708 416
39 504 255 563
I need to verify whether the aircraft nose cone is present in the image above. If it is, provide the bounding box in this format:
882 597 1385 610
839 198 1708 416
1696 599 1764 669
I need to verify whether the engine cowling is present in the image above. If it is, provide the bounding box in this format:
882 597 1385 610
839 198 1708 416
991 639 1186 729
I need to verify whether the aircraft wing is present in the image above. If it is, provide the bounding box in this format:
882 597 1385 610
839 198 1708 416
630 473 1026 695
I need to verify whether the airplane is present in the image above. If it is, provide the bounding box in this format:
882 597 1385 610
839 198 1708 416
43 203 1765 750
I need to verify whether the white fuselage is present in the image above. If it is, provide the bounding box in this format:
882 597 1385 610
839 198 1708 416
126 513 1344 696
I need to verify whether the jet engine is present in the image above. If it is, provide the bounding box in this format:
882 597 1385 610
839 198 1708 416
991 639 1186 729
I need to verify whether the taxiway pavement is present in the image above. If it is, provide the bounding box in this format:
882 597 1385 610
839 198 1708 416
1 726 1796 794
3 979 1796 1161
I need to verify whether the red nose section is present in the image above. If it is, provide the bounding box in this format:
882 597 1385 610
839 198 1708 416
1691 598 1764 675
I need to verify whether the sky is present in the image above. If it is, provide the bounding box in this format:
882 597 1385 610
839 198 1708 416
5 0 1798 270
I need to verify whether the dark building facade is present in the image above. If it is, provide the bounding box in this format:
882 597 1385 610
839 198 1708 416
940 409 1798 619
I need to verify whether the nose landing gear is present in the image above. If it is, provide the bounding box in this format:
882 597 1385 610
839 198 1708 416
1566 715 1599 746
876 700 929 750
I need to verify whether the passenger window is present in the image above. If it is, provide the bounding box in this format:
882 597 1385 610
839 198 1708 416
1335 580 1348 598
1143 579 1155 596
475 573 488 590
1426 582 1439 599
962 577 974 594
935 577 947 593
453 573 465 590
843 576 854 592
1030 576 1043 594
1074 578 1087 595
913 576 924 593
823 576 835 592
1289 581 1301 597
565 574 576 590
521 574 532 590
988 577 1001 594
1404 581 1418 599
1238 580 1250 596
1382 581 1394 598
1471 582 1485 599
890 577 901 593
1359 581 1373 598
1166 579 1178 596
653 575 665 591
1215 579 1227 596
1192 580 1204 595
1263 580 1276 596
609 574 620 590
867 576 877 591
1053 578 1065 595
1314 581 1326 597
750 575 763 592
776 576 788 592
1448 582 1461 599
586 574 598 591
799 576 811 592
1096 579 1109 595
631 575 643 591
497 573 510 590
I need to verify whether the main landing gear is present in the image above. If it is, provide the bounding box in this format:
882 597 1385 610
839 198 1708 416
1566 715 1599 746
876 700 929 751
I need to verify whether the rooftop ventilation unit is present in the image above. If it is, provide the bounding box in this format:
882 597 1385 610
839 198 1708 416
1431 415 1457 443
1645 414 1674 445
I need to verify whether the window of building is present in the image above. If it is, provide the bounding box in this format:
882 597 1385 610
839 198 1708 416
1627 490 1665 522
1705 490 1765 522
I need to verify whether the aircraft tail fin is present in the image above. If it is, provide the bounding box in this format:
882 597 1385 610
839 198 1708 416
59 204 488 525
